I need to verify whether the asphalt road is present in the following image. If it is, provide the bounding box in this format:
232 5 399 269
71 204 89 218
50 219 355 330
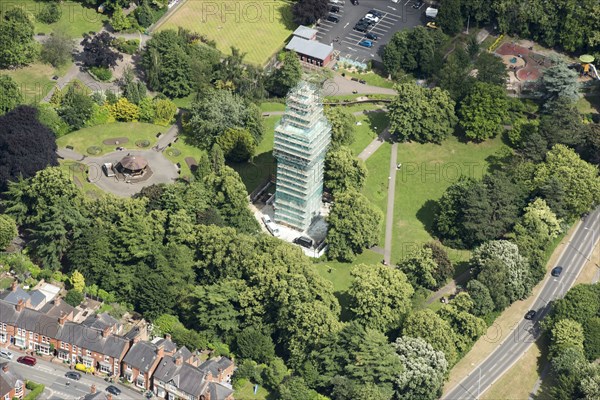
316 0 424 63
1 350 143 400
443 206 600 400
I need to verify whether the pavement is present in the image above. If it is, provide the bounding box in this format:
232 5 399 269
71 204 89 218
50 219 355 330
383 143 398 265
315 0 424 64
442 207 600 400
1 349 143 399
357 127 391 161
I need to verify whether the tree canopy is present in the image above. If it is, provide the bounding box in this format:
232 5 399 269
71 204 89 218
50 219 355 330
0 106 59 191
348 264 414 332
0 8 37 68
0 75 23 116
389 82 457 143
327 190 383 262
459 82 509 141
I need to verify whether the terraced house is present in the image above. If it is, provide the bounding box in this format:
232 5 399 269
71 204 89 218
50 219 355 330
0 362 24 400
0 298 130 376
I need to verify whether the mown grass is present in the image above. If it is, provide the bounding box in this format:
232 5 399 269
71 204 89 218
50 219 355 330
2 62 70 104
338 69 396 88
391 135 505 262
0 1 106 38
156 0 295 66
56 122 167 156
349 112 389 156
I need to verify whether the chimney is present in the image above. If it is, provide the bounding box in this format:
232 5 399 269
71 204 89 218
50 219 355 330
2 364 8 373
174 355 183 366
58 312 67 326
132 336 140 344
165 333 171 341
15 299 24 312
54 297 61 306
102 326 111 338
107 394 112 400
10 281 17 292
90 384 96 394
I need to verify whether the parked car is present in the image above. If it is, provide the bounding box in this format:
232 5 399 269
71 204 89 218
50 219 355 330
16 356 36 366
551 266 564 277
365 32 378 40
293 236 314 248
330 0 343 4
358 18 375 26
261 215 272 225
0 350 13 360
106 386 122 396
524 310 537 320
351 0 359 5
426 21 438 29
364 14 379 23
368 9 383 18
413 0 424 9
353 24 368 32
330 6 340 13
75 363 95 373
359 40 373 48
326 15 340 23
66 371 81 381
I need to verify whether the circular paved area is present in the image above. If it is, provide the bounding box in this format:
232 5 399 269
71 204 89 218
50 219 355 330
84 150 179 197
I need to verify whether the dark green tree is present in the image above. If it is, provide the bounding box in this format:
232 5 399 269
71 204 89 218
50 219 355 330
0 75 23 116
327 190 382 261
267 51 302 97
437 0 463 35
324 147 367 195
0 8 37 68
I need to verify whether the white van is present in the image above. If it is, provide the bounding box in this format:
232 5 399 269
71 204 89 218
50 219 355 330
266 221 280 237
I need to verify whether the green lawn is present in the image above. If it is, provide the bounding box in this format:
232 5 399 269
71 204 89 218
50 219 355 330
0 1 106 38
576 95 600 114
350 112 389 156
156 0 296 66
172 94 196 110
2 62 69 104
338 70 396 89
362 142 392 246
163 140 206 178
56 122 167 156
0 277 14 290
260 102 286 113
234 380 269 400
230 115 280 193
391 135 505 263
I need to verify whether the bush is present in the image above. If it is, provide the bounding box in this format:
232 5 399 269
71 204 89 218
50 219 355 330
65 289 84 307
113 38 140 55
24 381 44 400
0 214 18 250
89 66 112 82
37 3 61 24
85 104 114 127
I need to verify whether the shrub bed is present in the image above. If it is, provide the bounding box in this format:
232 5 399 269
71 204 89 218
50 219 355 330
87 146 102 155
136 139 151 148
89 66 112 82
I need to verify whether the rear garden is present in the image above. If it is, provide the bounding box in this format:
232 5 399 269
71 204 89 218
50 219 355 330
155 0 295 66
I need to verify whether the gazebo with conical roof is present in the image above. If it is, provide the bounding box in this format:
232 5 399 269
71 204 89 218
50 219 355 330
116 155 148 176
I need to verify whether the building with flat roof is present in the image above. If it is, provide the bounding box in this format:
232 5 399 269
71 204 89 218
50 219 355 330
273 81 331 231
285 25 334 67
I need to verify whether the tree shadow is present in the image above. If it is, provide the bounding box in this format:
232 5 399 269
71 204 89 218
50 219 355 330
365 111 392 142
229 150 276 194
276 1 297 31
416 199 439 237
335 291 354 322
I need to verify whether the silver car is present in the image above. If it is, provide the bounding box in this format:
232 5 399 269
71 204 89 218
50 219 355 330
0 349 13 360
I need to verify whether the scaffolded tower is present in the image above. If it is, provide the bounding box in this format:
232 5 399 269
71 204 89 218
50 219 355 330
273 81 331 231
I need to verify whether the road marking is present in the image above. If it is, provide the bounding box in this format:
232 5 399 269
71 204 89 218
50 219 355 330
344 22 349 28
346 46 357 51
388 6 397 11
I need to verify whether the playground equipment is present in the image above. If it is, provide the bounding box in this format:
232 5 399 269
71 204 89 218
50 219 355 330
580 55 600 80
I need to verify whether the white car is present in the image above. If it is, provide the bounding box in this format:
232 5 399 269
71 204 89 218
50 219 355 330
364 14 380 23
330 0 343 4
261 215 272 225
0 349 13 360
265 221 281 237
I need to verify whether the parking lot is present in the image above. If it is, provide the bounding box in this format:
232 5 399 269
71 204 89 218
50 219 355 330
315 0 425 64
